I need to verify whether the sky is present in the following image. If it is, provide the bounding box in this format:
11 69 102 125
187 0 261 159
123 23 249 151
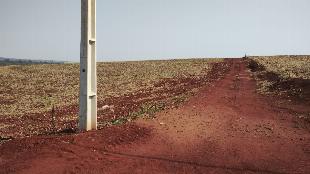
0 0 310 62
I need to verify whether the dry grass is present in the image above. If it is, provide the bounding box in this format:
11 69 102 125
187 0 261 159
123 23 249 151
249 55 310 96
0 58 222 116
251 55 310 79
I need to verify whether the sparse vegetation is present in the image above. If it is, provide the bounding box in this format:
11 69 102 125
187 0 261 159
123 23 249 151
107 101 165 126
0 58 229 138
249 55 310 100
251 55 310 79
0 58 221 117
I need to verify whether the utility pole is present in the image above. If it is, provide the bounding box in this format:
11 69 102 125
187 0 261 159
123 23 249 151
80 0 97 131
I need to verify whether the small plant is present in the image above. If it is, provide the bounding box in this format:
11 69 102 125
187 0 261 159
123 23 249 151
139 102 165 118
44 94 57 133
111 117 128 125
51 105 56 133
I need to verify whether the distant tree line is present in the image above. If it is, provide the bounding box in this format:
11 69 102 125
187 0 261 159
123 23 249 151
0 57 65 66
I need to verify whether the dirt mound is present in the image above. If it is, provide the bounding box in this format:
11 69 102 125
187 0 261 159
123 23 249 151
0 124 151 174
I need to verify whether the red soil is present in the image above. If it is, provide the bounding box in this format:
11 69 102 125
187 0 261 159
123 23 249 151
1 59 309 174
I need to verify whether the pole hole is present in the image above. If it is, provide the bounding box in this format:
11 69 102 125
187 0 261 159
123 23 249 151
82 69 85 72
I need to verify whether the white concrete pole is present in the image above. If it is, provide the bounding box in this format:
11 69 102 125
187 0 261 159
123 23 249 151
79 0 97 130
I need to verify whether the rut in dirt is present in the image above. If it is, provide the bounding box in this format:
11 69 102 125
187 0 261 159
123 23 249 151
0 59 309 174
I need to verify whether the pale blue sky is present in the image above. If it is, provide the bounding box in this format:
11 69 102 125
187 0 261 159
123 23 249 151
0 0 310 61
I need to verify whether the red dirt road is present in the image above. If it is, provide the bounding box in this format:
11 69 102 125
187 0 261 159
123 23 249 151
1 59 310 174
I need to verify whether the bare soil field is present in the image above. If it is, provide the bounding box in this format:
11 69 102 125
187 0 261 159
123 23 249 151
0 57 310 174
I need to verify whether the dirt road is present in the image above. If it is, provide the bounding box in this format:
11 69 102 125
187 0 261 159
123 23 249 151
1 59 309 174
